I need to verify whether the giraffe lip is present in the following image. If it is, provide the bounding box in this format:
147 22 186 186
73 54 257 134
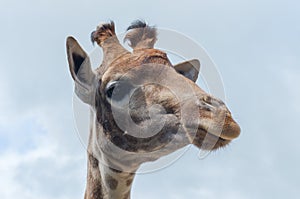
200 127 231 141
197 117 241 141
184 123 239 146
188 127 232 150
206 126 240 141
206 134 231 150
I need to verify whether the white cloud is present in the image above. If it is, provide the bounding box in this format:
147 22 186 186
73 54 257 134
0 144 86 199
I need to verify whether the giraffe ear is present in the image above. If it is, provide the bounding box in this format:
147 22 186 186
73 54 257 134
66 36 96 105
174 59 200 82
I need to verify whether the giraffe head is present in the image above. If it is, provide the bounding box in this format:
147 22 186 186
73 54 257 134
66 21 240 171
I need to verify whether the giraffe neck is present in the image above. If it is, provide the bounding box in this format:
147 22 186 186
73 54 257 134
84 153 135 199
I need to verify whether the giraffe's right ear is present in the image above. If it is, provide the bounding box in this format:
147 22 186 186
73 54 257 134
174 59 200 82
66 36 96 105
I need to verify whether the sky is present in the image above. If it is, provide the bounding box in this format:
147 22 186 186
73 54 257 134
0 0 300 198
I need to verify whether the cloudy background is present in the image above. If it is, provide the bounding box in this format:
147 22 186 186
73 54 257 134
0 0 299 198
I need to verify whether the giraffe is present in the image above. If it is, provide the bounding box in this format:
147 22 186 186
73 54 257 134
66 20 240 199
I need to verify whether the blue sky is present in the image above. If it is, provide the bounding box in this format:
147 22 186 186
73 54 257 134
0 0 299 198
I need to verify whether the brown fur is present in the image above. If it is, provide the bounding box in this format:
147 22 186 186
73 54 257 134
105 174 118 190
85 155 103 199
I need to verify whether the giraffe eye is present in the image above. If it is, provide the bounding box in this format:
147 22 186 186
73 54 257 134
105 80 134 105
105 81 118 99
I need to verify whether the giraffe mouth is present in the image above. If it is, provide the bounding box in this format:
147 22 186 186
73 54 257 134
190 127 232 150
184 115 240 151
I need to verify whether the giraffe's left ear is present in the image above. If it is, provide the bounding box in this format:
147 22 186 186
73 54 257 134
174 59 200 82
66 36 96 105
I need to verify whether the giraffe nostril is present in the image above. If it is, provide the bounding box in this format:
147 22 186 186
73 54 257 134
202 95 224 108
203 102 215 111
203 95 212 103
196 99 215 111
196 95 227 113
